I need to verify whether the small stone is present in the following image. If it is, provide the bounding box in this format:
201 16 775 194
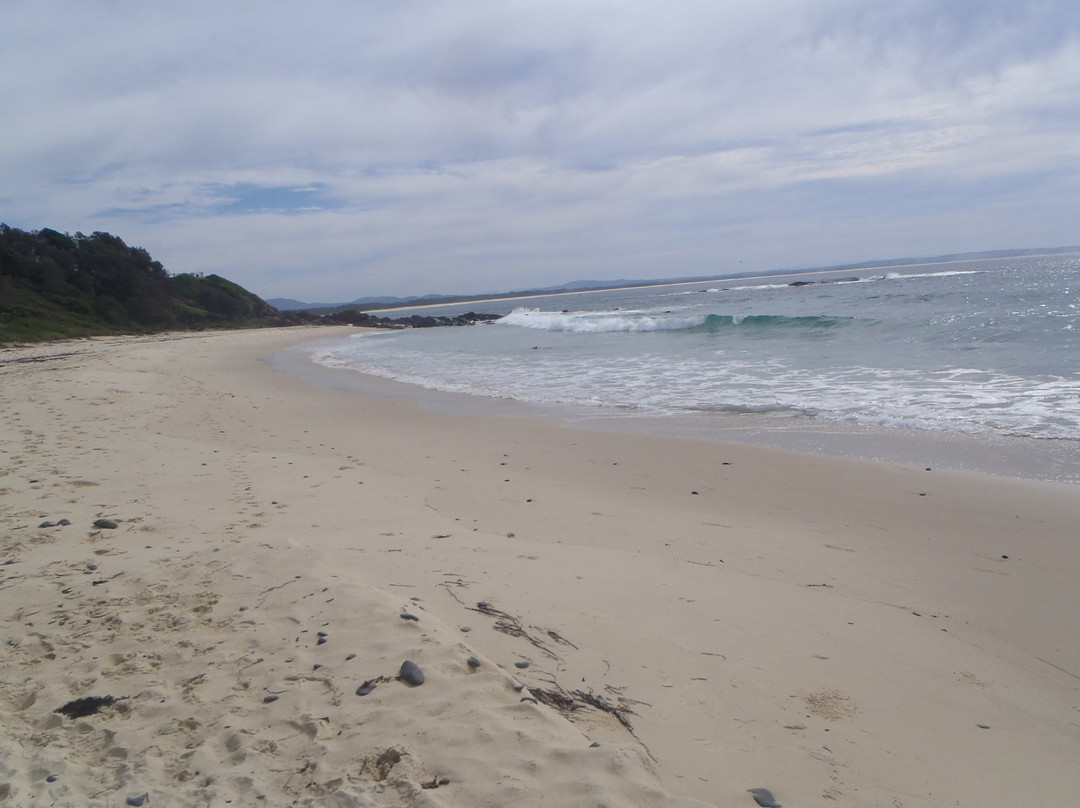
345 653 356 661
313 664 323 670
38 521 56 528
477 601 490 608
467 656 481 669
399 659 425 686
126 793 149 807
317 630 328 637
93 519 118 530
589 742 600 748
239 605 248 611
400 613 419 621
46 774 59 782
520 696 538 704
512 683 525 691
514 661 530 669
262 694 279 703
747 787 782 808
58 518 71 526
86 563 97 571
316 636 327 645
976 723 991 729
356 681 377 696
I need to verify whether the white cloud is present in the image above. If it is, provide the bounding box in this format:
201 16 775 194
2 0 1079 299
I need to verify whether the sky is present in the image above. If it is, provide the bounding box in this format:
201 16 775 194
2 1 1079 302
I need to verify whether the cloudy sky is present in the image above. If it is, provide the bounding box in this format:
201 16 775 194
2 1 1078 301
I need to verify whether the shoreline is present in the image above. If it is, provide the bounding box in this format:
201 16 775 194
3 327 1079 807
280 331 1080 485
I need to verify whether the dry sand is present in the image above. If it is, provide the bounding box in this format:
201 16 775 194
2 327 1078 807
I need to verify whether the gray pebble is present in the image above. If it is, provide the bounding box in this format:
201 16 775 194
263 694 279 703
977 723 991 729
748 787 782 807
316 636 328 645
520 696 538 704
58 518 71 526
460 626 471 632
46 774 58 782
317 630 328 637
589 742 600 748
514 661 530 669
93 519 118 529
399 659 425 686
400 613 419 621
126 793 149 807
345 653 357 661
467 656 481 669
356 681 377 696
39 521 56 528
477 601 490 608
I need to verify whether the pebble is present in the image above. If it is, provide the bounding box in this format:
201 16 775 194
346 653 357 661
977 723 991 729
356 681 377 696
520 696 538 705
460 626 471 632
467 656 481 669
58 518 71 526
399 659 425 686
514 661 530 669
93 519 119 529
589 742 600 748
317 630 328 637
316 636 328 645
477 601 490 608
126 793 149 807
313 664 323 670
46 774 58 783
400 613 419 621
748 787 782 807
263 694 279 703
38 521 56 528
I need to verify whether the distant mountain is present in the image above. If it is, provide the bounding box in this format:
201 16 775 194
266 245 1080 315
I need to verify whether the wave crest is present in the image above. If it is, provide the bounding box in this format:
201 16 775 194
497 308 860 333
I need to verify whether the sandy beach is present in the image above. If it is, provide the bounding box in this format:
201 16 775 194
2 326 1078 807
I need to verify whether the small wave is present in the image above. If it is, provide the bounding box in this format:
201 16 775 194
497 308 861 334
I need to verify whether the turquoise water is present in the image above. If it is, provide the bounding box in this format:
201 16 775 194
311 254 1080 442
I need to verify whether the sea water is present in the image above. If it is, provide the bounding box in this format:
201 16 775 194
304 253 1080 482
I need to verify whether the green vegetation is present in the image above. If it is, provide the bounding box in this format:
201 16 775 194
0 224 279 343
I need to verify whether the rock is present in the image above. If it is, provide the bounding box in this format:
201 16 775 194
400 613 419 621
399 659 425 686
126 793 149 806
316 636 328 645
93 519 119 529
467 656 481 669
356 681 377 696
58 518 71 526
514 661 530 669
262 694 279 703
748 787 782 807
46 774 58 782
460 626 471 632
345 653 356 660
38 521 56 528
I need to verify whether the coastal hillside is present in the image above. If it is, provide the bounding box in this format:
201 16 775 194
0 225 278 343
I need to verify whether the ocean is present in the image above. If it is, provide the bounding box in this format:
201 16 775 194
298 252 1080 483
